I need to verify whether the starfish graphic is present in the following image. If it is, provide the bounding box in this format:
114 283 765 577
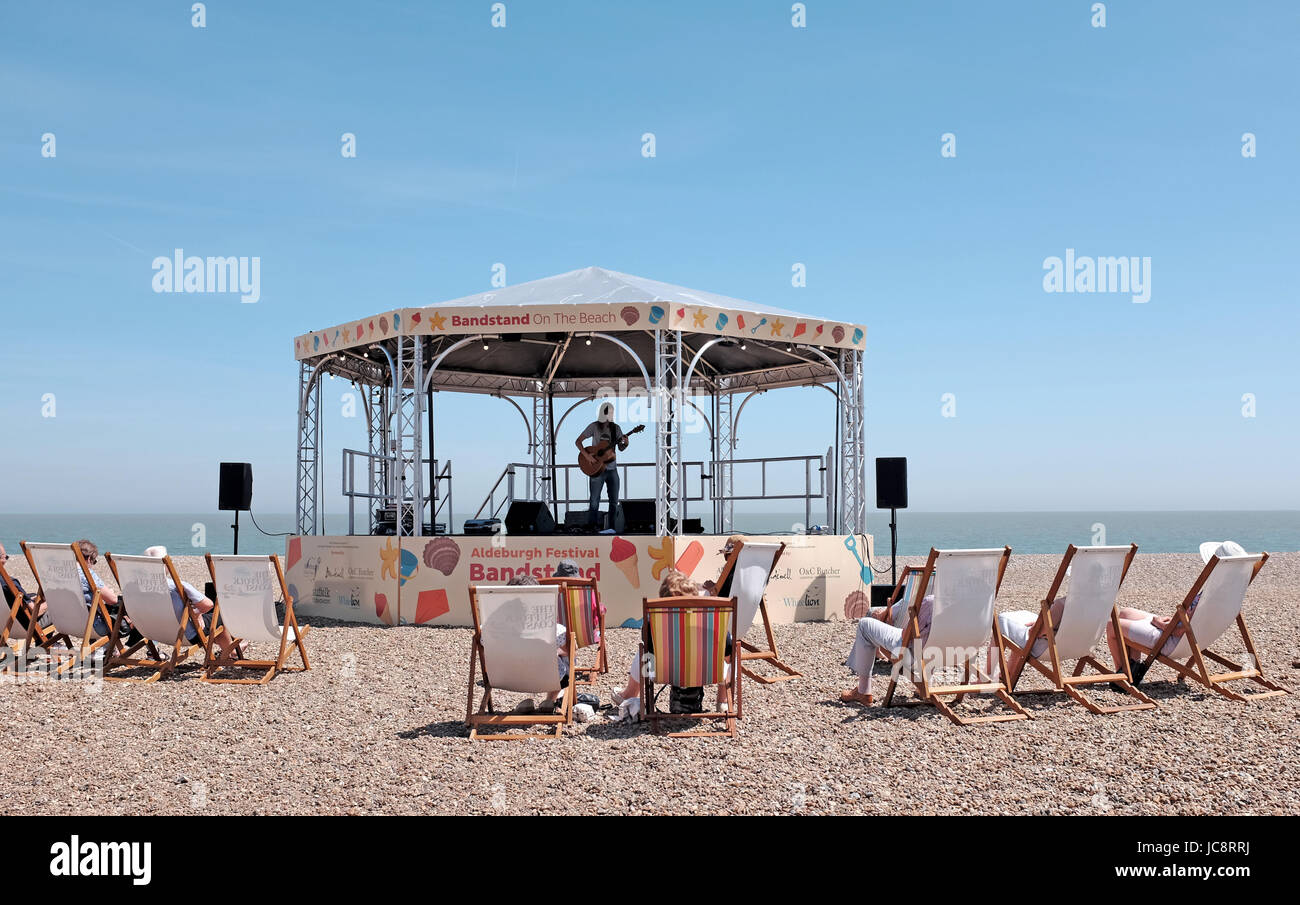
379 538 399 580
769 318 786 337
692 309 708 328
428 311 447 331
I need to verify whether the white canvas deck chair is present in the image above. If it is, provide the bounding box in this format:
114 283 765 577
103 553 206 683
1127 552 1288 703
21 542 137 672
466 584 576 740
1003 544 1155 714
538 575 607 684
204 554 310 685
883 547 1028 726
1 559 69 668
714 540 798 683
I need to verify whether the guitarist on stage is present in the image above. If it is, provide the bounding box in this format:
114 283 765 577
575 402 629 531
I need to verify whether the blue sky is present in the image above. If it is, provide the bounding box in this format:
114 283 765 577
1 1 1297 520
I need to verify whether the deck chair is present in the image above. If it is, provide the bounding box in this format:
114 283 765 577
640 595 742 738
204 554 310 685
714 540 798 683
1 559 68 668
1003 544 1155 714
21 542 137 672
1126 552 1288 703
103 553 207 683
883 547 1028 726
539 576 607 684
466 584 576 740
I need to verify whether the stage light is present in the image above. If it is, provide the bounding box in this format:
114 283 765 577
585 337 592 345
740 341 747 350
482 341 490 351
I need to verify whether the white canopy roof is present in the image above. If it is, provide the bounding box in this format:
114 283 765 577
431 266 817 320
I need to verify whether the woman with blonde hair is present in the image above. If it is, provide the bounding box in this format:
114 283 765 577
608 569 735 720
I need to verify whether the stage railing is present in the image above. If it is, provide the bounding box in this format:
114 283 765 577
473 453 828 533
475 460 709 524
341 448 452 535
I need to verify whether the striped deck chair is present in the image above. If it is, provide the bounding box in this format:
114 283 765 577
1126 552 1288 703
204 554 309 685
21 542 139 673
1002 544 1155 714
539 576 607 684
713 540 797 683
466 584 576 740
640 595 742 738
883 547 1028 726
103 553 207 683
1 559 67 670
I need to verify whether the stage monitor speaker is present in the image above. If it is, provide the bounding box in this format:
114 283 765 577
219 462 253 511
505 500 556 535
621 499 656 534
875 457 908 510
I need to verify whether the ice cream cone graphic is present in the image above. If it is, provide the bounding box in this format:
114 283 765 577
609 536 640 588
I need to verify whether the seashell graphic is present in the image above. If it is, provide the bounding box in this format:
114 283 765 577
422 537 461 576
379 315 389 335
620 305 639 326
714 313 729 330
832 325 845 343
844 589 870 620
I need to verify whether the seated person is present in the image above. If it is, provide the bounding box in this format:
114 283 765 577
840 583 935 706
504 572 570 715
141 546 237 661
993 594 1066 680
700 535 743 596
75 539 127 637
553 557 604 641
1104 540 1241 667
0 543 50 631
609 569 735 719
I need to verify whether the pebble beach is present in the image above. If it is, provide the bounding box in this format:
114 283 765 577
2 551 1296 816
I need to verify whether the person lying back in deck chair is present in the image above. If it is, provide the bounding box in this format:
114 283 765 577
76 539 139 642
1103 540 1233 670
505 572 571 716
142 546 238 662
1 543 51 631
608 569 736 720
840 588 935 706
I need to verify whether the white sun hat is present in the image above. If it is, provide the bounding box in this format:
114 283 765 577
144 545 168 558
1199 540 1247 563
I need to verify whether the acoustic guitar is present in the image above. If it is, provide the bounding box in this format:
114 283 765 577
578 424 645 477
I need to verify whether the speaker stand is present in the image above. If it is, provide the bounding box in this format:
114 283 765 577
888 507 898 588
231 510 241 555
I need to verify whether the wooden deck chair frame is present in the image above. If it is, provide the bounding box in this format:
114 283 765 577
1004 544 1155 714
102 553 207 683
871 566 926 662
713 540 799 683
1 560 70 671
465 585 577 740
883 547 1028 726
21 542 144 674
1126 552 1288 703
203 554 309 685
538 575 607 684
640 595 743 738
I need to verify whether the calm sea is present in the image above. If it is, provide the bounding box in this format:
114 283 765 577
1 511 1297 557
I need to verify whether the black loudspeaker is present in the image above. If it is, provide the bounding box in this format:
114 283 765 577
219 462 253 511
875 457 908 510
505 500 556 535
621 499 656 534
